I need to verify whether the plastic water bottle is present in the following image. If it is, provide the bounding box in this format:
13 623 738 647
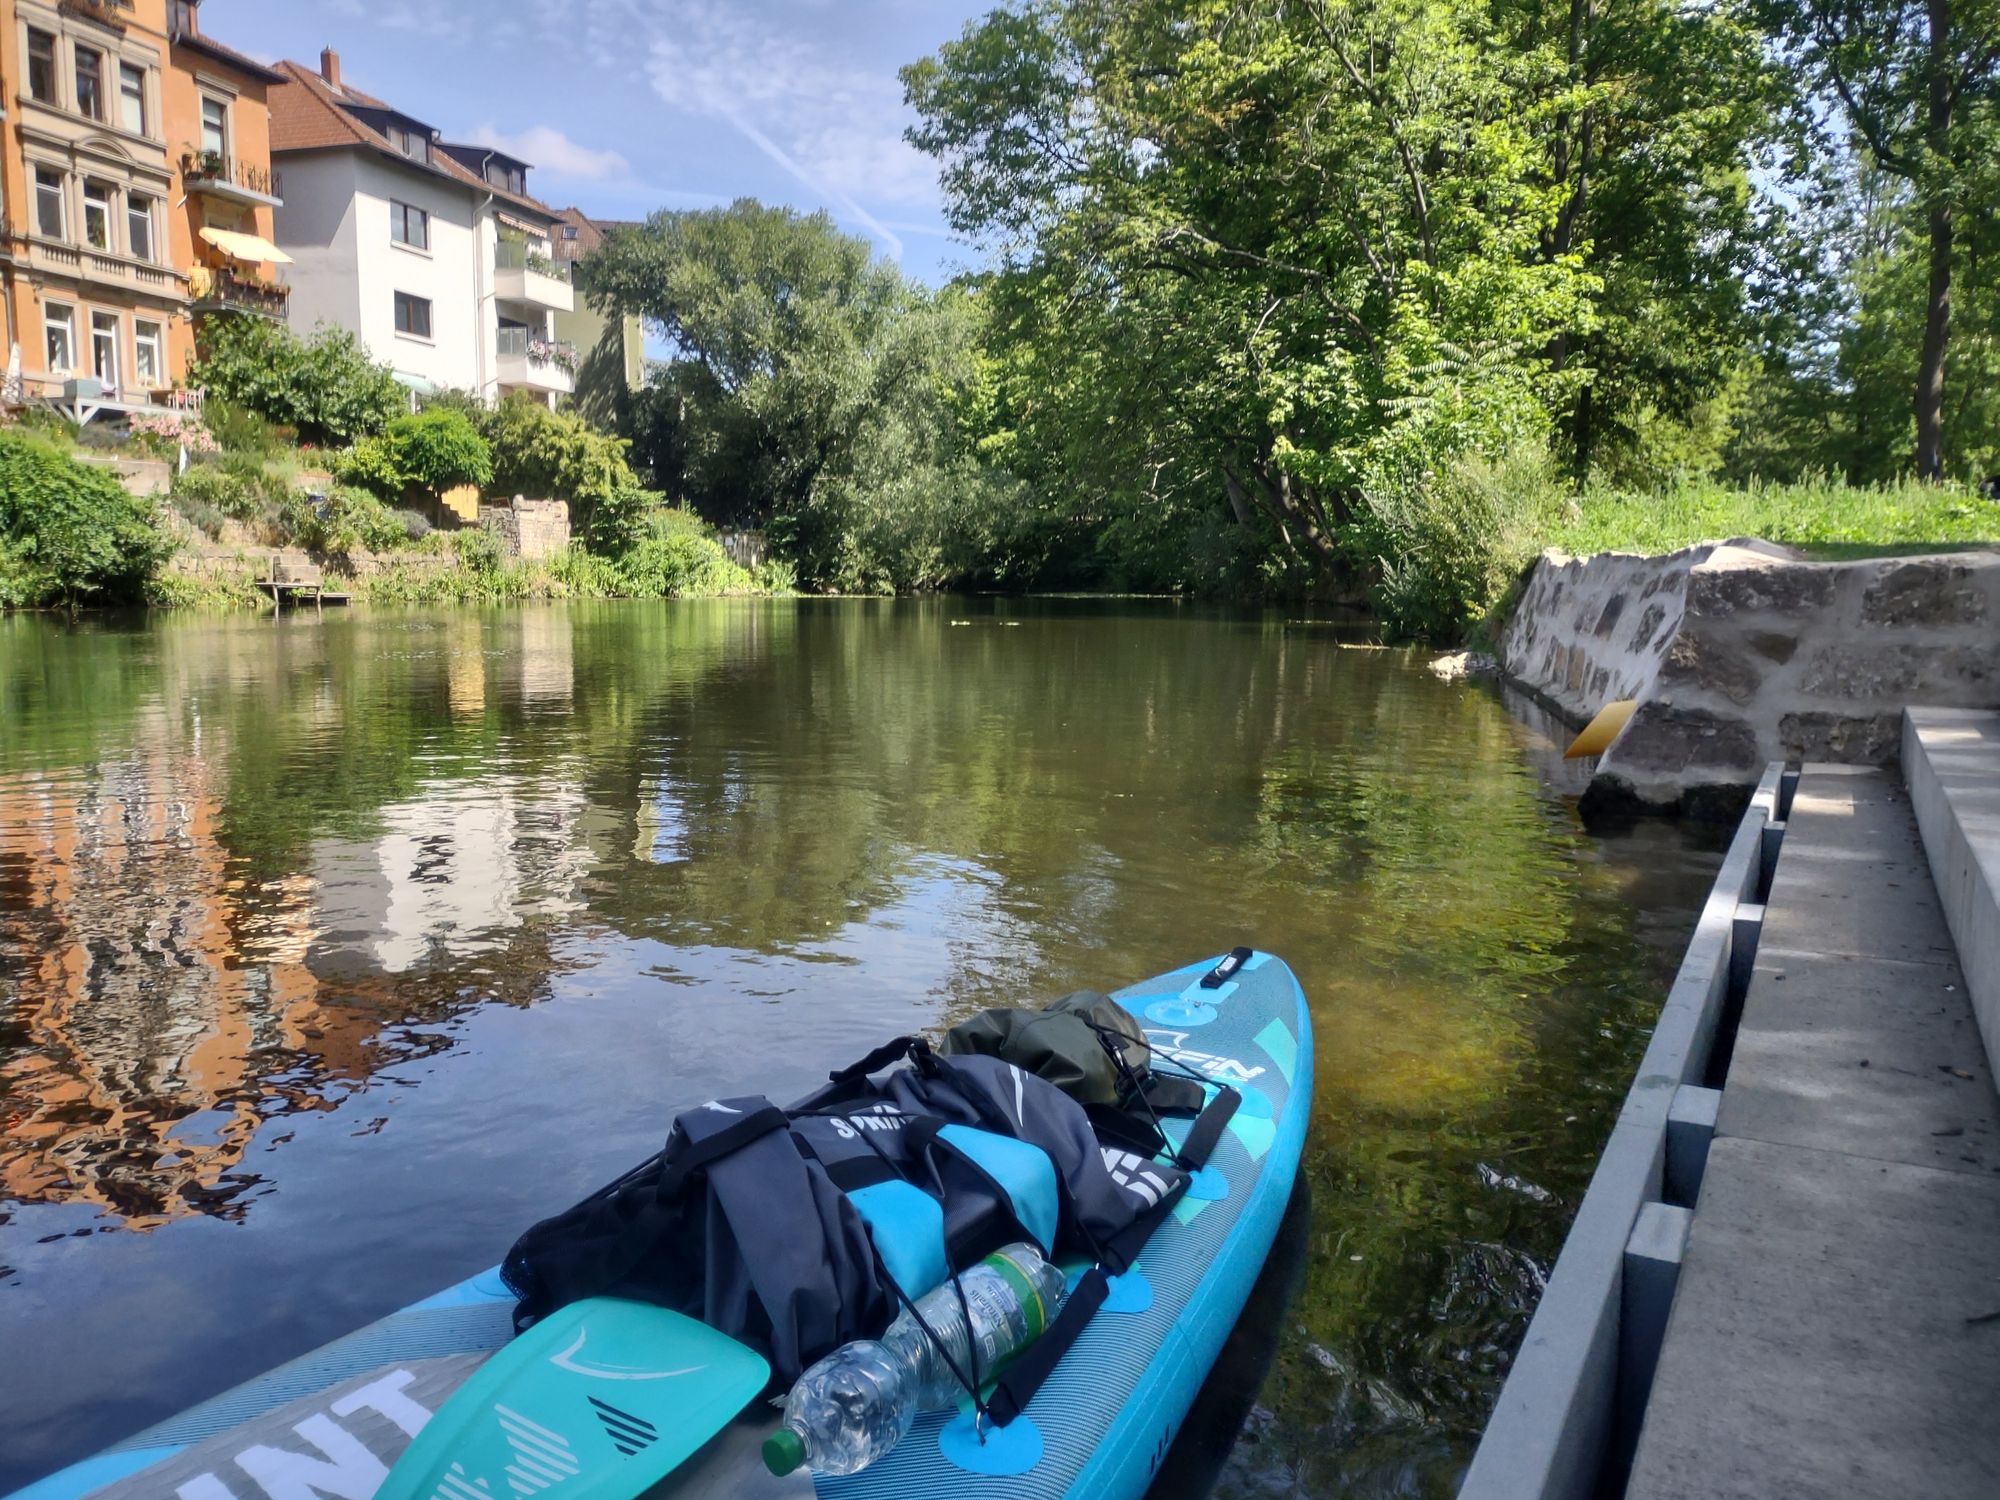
762 1242 1066 1476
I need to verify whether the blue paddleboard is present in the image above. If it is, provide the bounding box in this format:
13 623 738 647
8 953 1311 1500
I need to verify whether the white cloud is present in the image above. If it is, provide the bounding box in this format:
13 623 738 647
467 124 630 182
551 0 943 260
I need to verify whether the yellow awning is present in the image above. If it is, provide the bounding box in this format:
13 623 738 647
198 226 293 265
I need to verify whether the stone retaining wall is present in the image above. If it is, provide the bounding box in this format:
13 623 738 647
76 453 173 497
480 498 570 561
1500 542 2000 816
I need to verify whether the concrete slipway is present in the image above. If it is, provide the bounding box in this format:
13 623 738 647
1462 709 2000 1499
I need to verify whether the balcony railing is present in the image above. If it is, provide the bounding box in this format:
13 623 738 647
181 151 281 202
494 240 570 282
192 264 290 320
495 326 578 373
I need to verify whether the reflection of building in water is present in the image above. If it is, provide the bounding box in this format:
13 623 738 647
0 732 592 1229
0 728 333 1227
311 772 591 976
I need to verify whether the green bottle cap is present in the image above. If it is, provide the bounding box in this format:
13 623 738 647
762 1426 808 1476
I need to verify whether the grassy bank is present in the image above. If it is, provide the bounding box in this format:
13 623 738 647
1366 455 1999 642
1543 474 1997 558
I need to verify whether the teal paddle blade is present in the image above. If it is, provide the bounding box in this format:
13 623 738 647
378 1297 769 1500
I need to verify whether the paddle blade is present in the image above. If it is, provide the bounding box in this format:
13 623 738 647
377 1298 768 1500
1565 698 1637 759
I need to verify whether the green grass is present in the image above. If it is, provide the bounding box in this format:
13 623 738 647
1543 474 1999 558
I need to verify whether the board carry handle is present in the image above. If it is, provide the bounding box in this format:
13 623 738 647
1199 946 1256 989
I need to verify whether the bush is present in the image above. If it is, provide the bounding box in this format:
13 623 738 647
332 435 405 496
483 395 634 520
203 399 289 456
617 531 751 597
1357 449 1560 643
394 508 433 543
189 314 407 446
284 486 410 557
581 482 655 556
387 408 491 495
0 432 174 608
172 496 228 538
547 545 628 596
171 462 260 520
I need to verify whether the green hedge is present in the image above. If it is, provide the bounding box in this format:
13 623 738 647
0 432 175 608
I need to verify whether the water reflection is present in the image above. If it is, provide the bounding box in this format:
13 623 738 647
0 601 1721 1498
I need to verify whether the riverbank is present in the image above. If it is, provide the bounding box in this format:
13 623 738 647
1494 539 2000 818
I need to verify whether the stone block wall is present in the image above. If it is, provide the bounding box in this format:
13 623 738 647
1500 542 2000 816
76 454 172 497
480 498 571 562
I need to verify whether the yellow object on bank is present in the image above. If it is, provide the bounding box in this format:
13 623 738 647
1565 698 1638 759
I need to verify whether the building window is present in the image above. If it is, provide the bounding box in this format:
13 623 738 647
200 96 227 158
27 28 58 104
126 193 154 261
392 125 428 163
75 46 104 121
170 0 195 35
82 181 113 251
34 168 66 239
119 63 147 134
91 312 121 388
390 200 430 250
134 320 164 387
394 292 432 339
44 303 76 374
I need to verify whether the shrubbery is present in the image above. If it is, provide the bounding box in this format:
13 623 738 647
335 409 492 501
481 396 634 523
189 314 407 446
283 487 417 558
0 432 175 608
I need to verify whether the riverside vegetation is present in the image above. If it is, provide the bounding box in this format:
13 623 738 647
4 0 1996 634
0 317 788 613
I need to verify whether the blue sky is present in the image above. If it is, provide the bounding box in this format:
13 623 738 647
201 0 990 284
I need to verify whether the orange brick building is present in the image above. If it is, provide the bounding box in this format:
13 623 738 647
0 0 282 401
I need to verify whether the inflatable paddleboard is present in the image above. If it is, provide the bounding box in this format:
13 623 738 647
9 952 1311 1500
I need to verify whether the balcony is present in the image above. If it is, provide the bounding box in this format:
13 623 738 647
495 326 576 395
493 241 574 313
190 264 290 320
27 238 183 300
181 151 283 209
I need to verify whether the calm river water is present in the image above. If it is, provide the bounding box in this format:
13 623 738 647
0 599 1722 1497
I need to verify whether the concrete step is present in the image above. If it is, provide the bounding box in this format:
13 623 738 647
1906 708 2000 1071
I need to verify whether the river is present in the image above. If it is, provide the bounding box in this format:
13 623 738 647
0 598 1723 1497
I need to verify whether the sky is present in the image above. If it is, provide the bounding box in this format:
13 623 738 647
200 0 990 284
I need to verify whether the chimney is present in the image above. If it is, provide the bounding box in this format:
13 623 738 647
320 47 341 90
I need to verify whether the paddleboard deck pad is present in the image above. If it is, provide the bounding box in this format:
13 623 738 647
9 953 1311 1500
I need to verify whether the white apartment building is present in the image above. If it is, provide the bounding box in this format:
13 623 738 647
267 50 574 404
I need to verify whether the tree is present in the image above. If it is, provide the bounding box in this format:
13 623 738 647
906 0 1598 595
1752 0 2000 477
1497 0 1776 474
187 314 407 447
592 201 1005 589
